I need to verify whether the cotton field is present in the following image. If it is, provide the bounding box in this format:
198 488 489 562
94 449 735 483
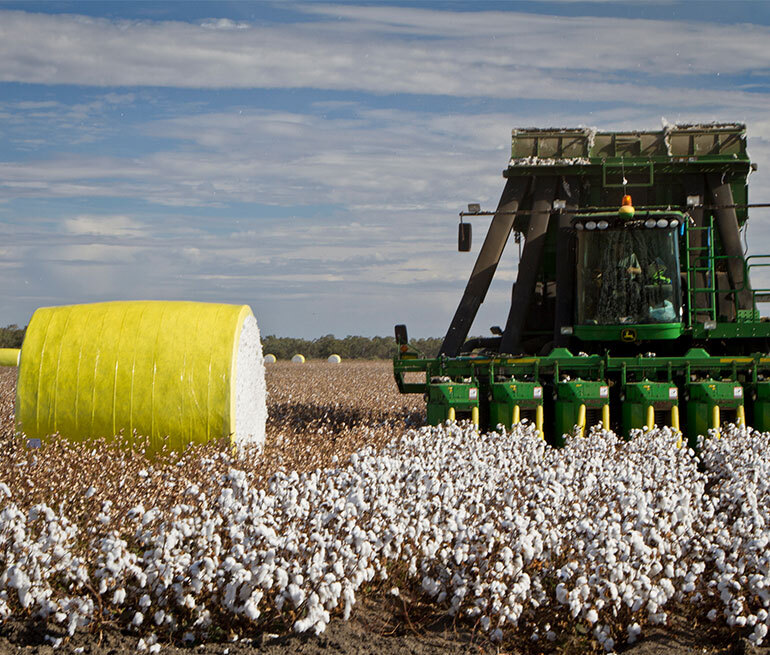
1 363 770 653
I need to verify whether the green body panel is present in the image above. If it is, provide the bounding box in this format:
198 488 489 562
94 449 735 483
749 382 770 433
426 381 479 425
488 380 543 429
622 381 678 435
575 323 683 342
553 380 609 447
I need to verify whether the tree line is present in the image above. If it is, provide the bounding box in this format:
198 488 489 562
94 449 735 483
261 334 443 360
0 325 25 348
0 325 441 360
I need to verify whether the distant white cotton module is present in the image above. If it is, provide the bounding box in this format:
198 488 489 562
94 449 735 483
327 354 342 364
292 354 305 363
234 314 267 450
264 354 277 364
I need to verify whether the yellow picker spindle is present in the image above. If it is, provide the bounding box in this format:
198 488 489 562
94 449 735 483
646 405 655 430
447 407 456 422
671 405 682 448
712 405 721 437
512 404 520 424
471 405 479 427
577 403 586 438
737 404 746 427
602 404 610 430
535 405 544 439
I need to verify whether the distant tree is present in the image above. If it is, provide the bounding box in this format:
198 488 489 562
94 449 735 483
0 324 25 348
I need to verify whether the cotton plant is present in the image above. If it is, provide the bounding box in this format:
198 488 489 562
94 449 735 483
1 363 769 651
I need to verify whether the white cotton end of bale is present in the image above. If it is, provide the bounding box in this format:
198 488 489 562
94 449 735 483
264 354 277 364
327 354 342 364
233 314 267 451
291 354 305 363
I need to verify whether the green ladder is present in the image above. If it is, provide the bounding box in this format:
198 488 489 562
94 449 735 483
684 219 717 325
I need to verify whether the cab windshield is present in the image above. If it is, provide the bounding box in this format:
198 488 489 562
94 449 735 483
576 226 681 325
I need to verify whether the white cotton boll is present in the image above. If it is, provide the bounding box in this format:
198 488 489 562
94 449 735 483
149 645 161 654
586 609 599 624
243 599 260 621
627 622 641 644
287 584 305 608
45 636 64 649
132 611 144 627
112 588 126 605
749 623 768 645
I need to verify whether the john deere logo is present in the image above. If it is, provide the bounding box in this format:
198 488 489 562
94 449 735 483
620 328 637 342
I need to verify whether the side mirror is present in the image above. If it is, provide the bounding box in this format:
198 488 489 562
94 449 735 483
395 324 408 345
458 222 472 252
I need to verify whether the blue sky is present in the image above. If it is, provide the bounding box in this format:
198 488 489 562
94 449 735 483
2 2 770 338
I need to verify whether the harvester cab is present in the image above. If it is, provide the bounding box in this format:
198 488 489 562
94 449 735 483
573 202 684 341
394 123 770 446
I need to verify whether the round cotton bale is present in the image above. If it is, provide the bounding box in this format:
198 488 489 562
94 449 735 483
327 354 342 364
291 354 305 363
15 301 266 454
264 354 277 364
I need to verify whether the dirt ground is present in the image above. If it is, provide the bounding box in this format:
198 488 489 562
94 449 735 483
1 363 769 655
2 597 765 655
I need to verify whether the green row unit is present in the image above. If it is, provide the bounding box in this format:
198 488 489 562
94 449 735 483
426 379 479 424
750 382 770 436
399 349 770 445
686 379 745 445
488 379 543 433
622 381 679 439
553 379 609 447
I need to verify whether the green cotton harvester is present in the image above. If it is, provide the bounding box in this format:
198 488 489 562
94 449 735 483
394 123 770 448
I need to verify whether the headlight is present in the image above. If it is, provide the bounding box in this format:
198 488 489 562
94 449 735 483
575 222 584 231
656 218 669 228
586 220 597 230
669 218 680 228
644 218 656 228
597 220 609 230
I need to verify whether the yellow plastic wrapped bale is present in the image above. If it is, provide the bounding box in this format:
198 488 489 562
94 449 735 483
15 301 266 454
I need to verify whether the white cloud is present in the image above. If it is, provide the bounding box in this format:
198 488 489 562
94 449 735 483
0 7 769 107
64 215 147 237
